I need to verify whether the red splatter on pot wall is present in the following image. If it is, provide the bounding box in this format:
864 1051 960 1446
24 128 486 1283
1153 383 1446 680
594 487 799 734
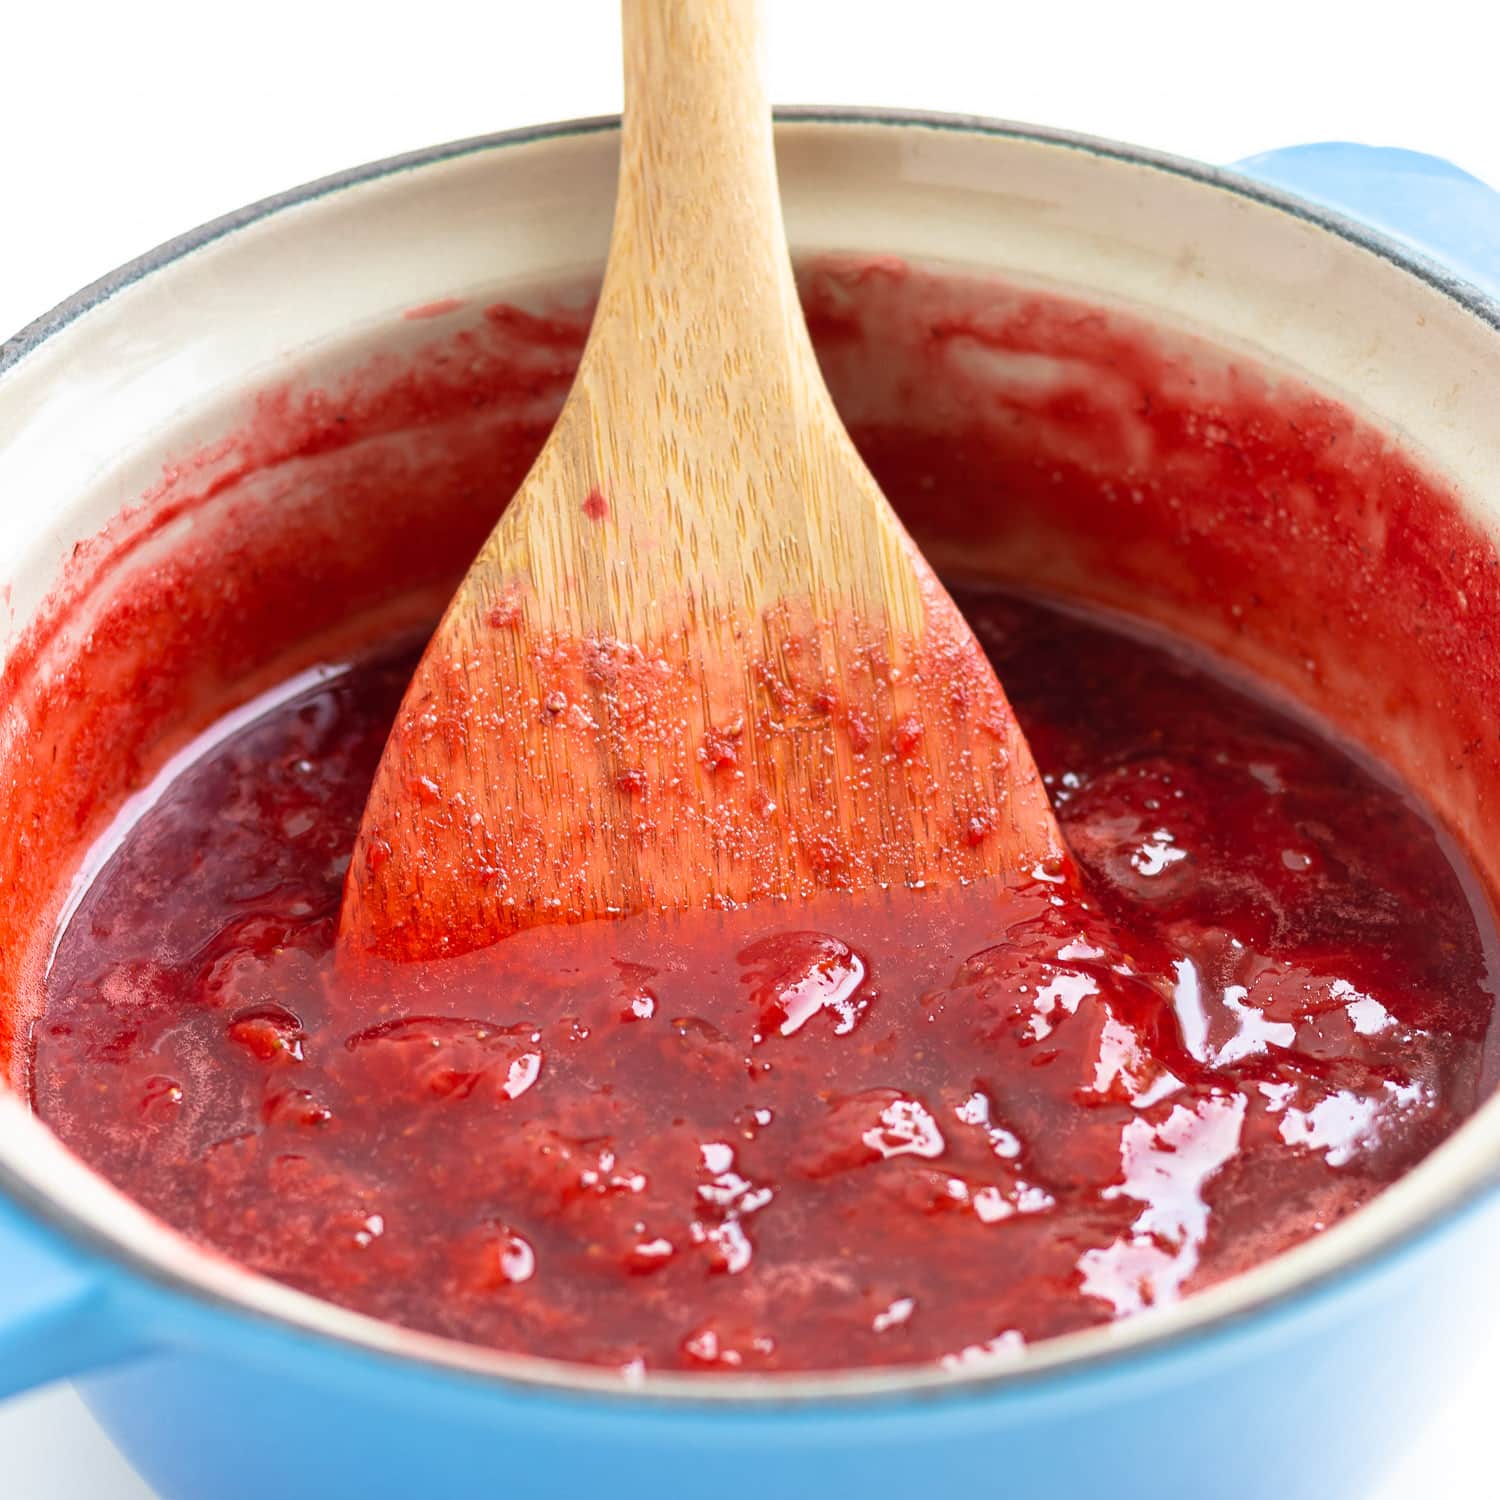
2 257 1498 1077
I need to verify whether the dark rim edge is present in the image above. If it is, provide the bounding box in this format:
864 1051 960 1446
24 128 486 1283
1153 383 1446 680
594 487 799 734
2 105 1499 1409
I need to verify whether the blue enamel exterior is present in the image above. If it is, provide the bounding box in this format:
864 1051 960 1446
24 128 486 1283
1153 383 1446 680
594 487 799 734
1 135 1498 1498
1237 142 1500 300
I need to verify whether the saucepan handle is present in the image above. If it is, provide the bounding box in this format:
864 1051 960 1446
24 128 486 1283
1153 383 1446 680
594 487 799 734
1234 142 1500 298
0 1188 148 1402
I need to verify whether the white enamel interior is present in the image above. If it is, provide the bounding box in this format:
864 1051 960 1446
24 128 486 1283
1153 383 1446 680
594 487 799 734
2 116 1499 1401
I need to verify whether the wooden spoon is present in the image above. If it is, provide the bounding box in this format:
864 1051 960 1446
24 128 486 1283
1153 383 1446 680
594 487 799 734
340 0 1065 962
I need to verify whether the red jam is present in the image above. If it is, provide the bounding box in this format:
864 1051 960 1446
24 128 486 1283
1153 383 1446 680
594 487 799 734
8 252 1500 1376
31 586 1493 1372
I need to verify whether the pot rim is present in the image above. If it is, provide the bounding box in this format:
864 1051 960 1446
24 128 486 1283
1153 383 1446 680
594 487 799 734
3 106 1499 1409
7 107 1500 372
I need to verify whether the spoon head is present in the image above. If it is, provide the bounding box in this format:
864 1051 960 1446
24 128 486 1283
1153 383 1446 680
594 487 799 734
340 463 1065 962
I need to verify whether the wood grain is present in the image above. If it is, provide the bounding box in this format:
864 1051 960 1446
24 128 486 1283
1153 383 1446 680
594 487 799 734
340 0 1065 961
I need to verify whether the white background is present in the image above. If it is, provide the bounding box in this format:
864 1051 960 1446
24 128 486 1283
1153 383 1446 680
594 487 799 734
2 1 1498 1493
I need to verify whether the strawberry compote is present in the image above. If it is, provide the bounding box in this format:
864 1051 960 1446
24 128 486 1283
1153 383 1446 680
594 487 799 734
30 585 1495 1373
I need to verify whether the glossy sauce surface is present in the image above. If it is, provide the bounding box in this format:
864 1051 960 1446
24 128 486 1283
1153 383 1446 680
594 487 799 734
32 587 1494 1372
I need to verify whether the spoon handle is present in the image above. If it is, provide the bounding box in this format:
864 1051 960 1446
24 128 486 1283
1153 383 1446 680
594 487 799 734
594 0 824 417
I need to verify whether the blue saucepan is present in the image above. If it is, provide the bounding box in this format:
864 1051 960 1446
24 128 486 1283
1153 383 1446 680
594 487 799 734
1 115 1498 1498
